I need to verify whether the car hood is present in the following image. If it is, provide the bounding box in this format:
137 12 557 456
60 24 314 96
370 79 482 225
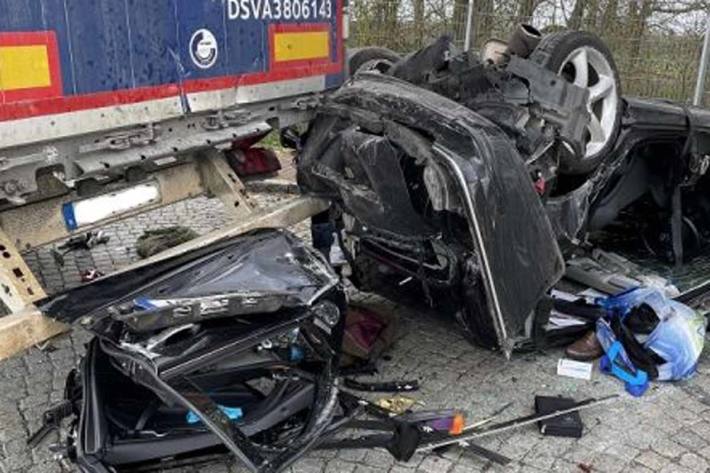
39 228 339 337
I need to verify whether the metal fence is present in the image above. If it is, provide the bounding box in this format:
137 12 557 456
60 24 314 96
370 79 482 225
347 1 710 106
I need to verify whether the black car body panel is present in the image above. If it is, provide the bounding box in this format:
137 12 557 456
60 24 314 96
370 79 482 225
39 229 347 473
298 73 565 354
297 35 710 352
582 98 710 235
41 229 338 333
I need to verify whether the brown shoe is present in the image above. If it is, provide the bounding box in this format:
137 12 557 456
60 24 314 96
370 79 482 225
565 330 603 361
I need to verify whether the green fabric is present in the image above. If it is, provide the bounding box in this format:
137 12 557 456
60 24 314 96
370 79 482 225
136 226 199 259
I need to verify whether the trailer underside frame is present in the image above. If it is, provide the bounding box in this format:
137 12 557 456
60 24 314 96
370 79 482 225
0 157 328 361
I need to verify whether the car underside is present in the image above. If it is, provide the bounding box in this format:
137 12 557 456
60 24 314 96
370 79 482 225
297 27 710 355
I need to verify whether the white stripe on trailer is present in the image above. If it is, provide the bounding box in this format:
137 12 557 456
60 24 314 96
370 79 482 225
1 76 327 149
185 75 326 112
0 97 184 150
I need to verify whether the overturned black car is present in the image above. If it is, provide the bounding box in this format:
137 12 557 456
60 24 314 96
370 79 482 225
35 230 348 472
297 27 710 355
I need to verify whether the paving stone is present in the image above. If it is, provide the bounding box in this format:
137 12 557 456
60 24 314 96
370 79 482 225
634 450 671 471
352 466 380 473
308 449 338 460
549 458 579 472
672 430 707 450
24 463 63 473
698 444 710 461
658 463 694 473
336 448 368 462
415 456 452 473
604 443 640 463
521 453 556 471
679 452 708 471
289 458 325 473
324 459 358 473
689 420 710 439
621 465 653 473
363 449 396 468
387 465 416 473
517 465 547 473
652 439 688 459
562 445 598 465
2 452 32 471
446 453 488 473
623 426 659 450
588 453 627 473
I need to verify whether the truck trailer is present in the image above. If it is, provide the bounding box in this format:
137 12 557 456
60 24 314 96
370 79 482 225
0 0 345 357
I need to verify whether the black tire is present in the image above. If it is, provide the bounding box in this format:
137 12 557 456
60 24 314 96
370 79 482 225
530 31 622 175
347 47 401 75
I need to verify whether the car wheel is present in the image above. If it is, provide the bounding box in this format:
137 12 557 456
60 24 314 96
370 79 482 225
530 31 622 174
347 47 401 75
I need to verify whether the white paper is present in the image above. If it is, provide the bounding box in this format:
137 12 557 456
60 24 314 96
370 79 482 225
550 289 578 302
547 311 588 328
557 358 593 380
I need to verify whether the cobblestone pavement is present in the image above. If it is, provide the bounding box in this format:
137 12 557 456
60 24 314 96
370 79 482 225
2 194 710 473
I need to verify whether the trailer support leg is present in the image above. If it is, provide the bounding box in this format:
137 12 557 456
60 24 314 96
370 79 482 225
0 228 66 360
0 228 47 311
198 150 253 217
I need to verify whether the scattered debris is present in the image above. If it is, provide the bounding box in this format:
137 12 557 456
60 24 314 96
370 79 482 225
344 378 420 393
36 225 618 472
597 287 706 396
51 230 110 266
135 226 199 258
535 396 585 438
564 330 603 361
80 268 104 283
375 395 419 414
341 305 399 367
416 395 620 453
557 359 594 380
34 229 346 473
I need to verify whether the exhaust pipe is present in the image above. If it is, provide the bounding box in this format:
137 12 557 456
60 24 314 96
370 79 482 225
505 24 542 59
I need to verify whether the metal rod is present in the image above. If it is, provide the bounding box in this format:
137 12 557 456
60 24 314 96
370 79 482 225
435 146 509 356
693 14 710 106
463 0 475 51
417 394 620 453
